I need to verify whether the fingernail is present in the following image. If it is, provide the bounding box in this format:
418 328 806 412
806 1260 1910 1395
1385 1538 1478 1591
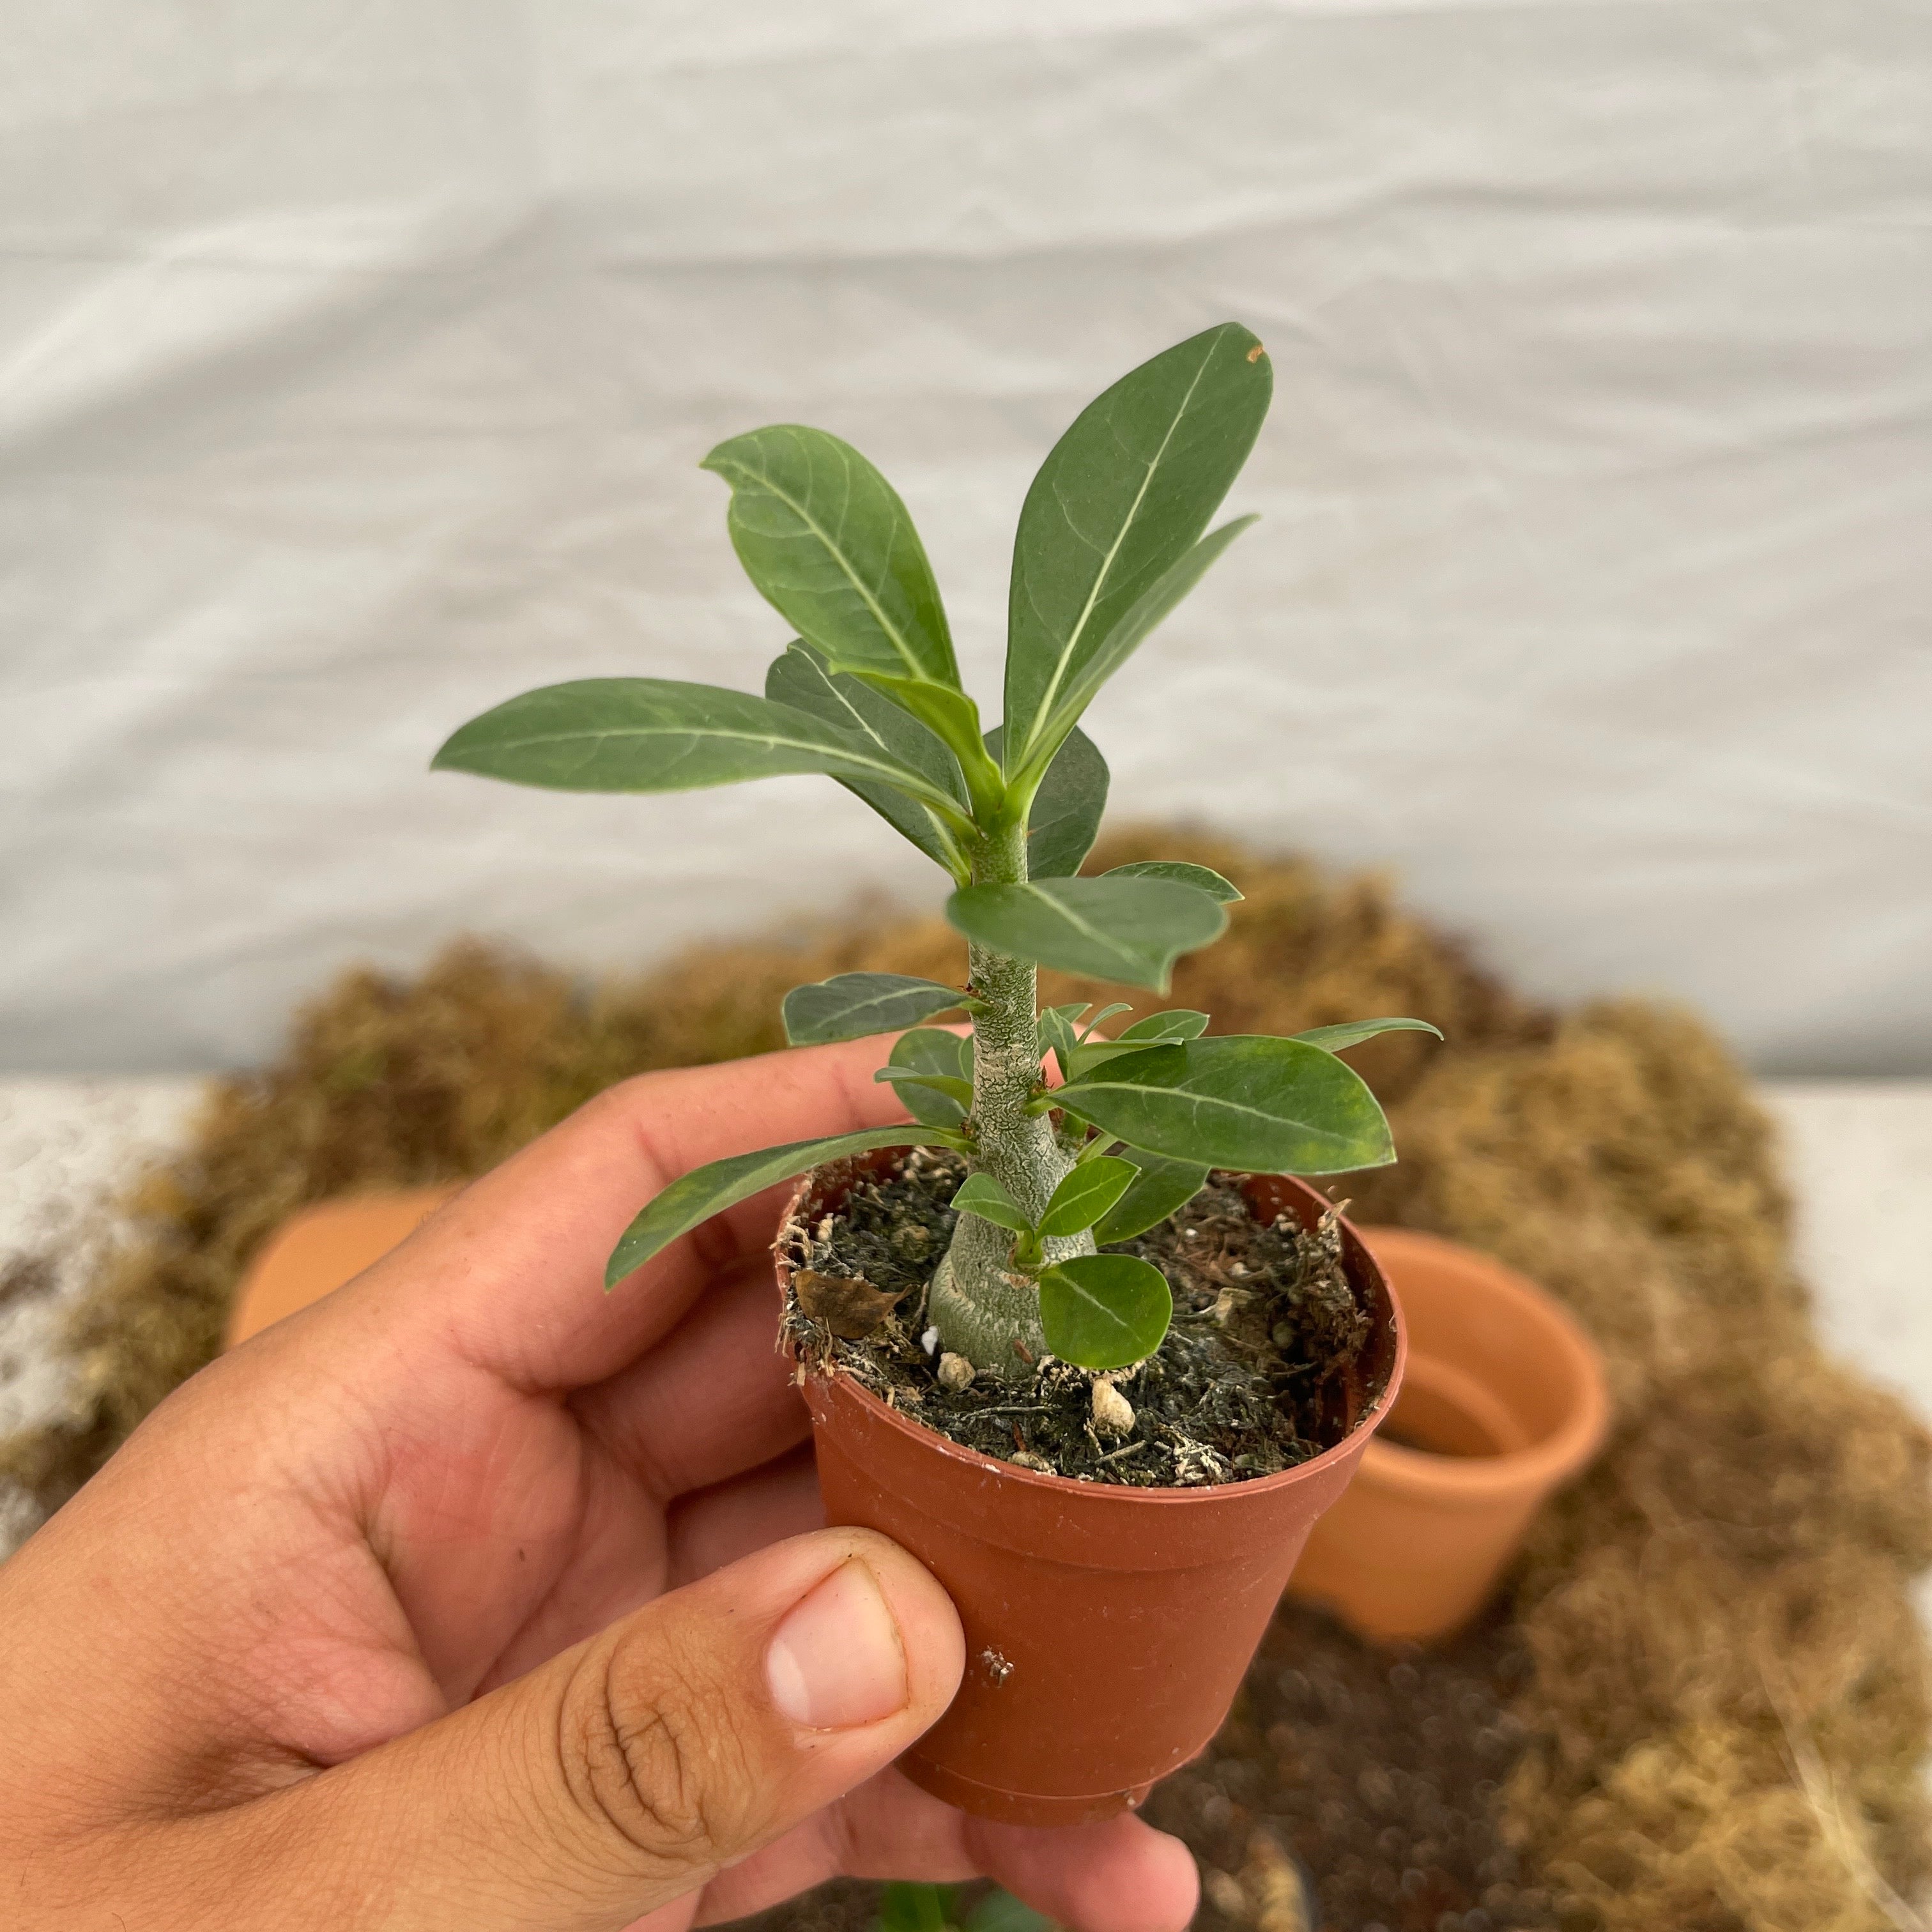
766 1558 908 1730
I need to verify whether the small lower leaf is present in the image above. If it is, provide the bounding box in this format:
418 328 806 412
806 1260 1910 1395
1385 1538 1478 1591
1103 860 1242 903
1055 1035 1395 1174
951 1171 1034 1234
1117 1008 1209 1043
1038 1254 1173 1369
1092 1147 1208 1243
945 875 1227 992
783 972 970 1045
606 1127 941 1287
890 1028 973 1129
875 1066 976 1108
1039 1005 1082 1078
1037 1155 1136 1238
1292 1016 1445 1053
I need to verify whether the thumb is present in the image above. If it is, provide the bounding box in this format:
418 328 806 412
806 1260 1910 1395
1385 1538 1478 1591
223 1529 964 1931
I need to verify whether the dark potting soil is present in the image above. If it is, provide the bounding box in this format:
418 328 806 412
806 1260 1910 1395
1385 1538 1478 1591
1147 1604 1561 1932
778 1149 1374 1489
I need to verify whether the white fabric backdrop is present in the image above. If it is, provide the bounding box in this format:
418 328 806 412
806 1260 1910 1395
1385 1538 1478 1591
3 1 1929 1075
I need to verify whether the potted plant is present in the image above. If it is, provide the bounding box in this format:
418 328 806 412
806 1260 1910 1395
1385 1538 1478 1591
434 322 1430 1823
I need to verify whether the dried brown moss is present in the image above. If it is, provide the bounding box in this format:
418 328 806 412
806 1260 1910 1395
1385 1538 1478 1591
2 831 1926 1931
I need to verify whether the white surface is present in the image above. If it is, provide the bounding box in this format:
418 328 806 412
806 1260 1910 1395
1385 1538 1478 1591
4 3 1932 1077
1763 1081 1932 1414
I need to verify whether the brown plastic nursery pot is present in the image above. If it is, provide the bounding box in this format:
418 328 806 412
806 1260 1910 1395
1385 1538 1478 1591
784 1158 1406 1828
1285 1227 1610 1644
225 1184 463 1348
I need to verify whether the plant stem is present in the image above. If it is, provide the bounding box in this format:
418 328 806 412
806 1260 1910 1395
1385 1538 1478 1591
928 815 1092 1377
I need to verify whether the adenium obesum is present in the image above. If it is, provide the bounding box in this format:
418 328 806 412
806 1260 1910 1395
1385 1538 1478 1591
436 323 1436 1381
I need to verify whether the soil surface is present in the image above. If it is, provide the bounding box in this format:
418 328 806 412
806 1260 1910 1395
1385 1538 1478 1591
779 1149 1375 1488
1147 1604 1561 1932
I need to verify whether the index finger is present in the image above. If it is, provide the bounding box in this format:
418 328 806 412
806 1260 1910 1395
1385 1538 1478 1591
344 1035 920 1395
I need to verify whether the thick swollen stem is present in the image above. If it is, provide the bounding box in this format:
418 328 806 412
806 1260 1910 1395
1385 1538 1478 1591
928 818 1094 1379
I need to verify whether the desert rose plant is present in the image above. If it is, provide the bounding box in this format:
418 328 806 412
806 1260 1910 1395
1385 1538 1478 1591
436 323 1436 1381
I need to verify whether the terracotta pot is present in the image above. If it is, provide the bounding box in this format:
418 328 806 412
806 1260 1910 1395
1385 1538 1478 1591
226 1185 463 1348
1285 1227 1610 1644
785 1159 1406 1828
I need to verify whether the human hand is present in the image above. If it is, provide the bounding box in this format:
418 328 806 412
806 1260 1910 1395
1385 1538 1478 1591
0 1040 1199 1931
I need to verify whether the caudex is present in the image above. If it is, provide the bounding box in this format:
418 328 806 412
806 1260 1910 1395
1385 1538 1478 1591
436 323 1436 1383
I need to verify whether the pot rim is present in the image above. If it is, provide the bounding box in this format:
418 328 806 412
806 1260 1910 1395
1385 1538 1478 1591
784 1158 1408 1508
1351 1225 1611 1502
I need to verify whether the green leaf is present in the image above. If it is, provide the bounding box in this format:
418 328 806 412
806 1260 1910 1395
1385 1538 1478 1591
1018 517 1259 774
1055 1035 1395 1174
1292 1016 1445 1053
945 875 1228 992
878 1882 958 1932
1065 1038 1159 1078
1078 1002 1134 1040
861 675 1005 819
1038 1254 1173 1368
1092 1147 1209 1243
702 425 958 686
1116 1008 1211 1043
1003 323 1272 775
1039 1005 1082 1078
965 1890 1061 1932
606 1127 946 1287
951 1171 1034 1235
1022 726 1109 878
984 724 1108 880
889 1028 973 1129
434 678 962 819
875 1066 976 1108
782 972 970 1046
1038 1156 1136 1238
765 643 968 875
1103 860 1242 903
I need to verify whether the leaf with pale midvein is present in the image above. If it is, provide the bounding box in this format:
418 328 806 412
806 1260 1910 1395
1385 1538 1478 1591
889 1028 972 1129
1038 1254 1173 1368
984 724 1108 880
1066 1036 1166 1078
703 425 958 686
950 1172 1033 1235
1017 518 1258 775
1039 1004 1082 1080
859 675 1004 818
1116 1008 1210 1043
606 1127 952 1287
1037 1156 1136 1238
766 644 967 873
782 972 972 1046
1103 861 1242 903
945 875 1227 993
874 1066 976 1108
1054 1035 1394 1174
1292 1017 1445 1053
1092 1147 1208 1243
433 678 961 816
1004 323 1272 775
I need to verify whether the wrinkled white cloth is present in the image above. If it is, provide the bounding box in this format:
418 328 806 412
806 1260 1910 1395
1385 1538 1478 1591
3 1 1928 1074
